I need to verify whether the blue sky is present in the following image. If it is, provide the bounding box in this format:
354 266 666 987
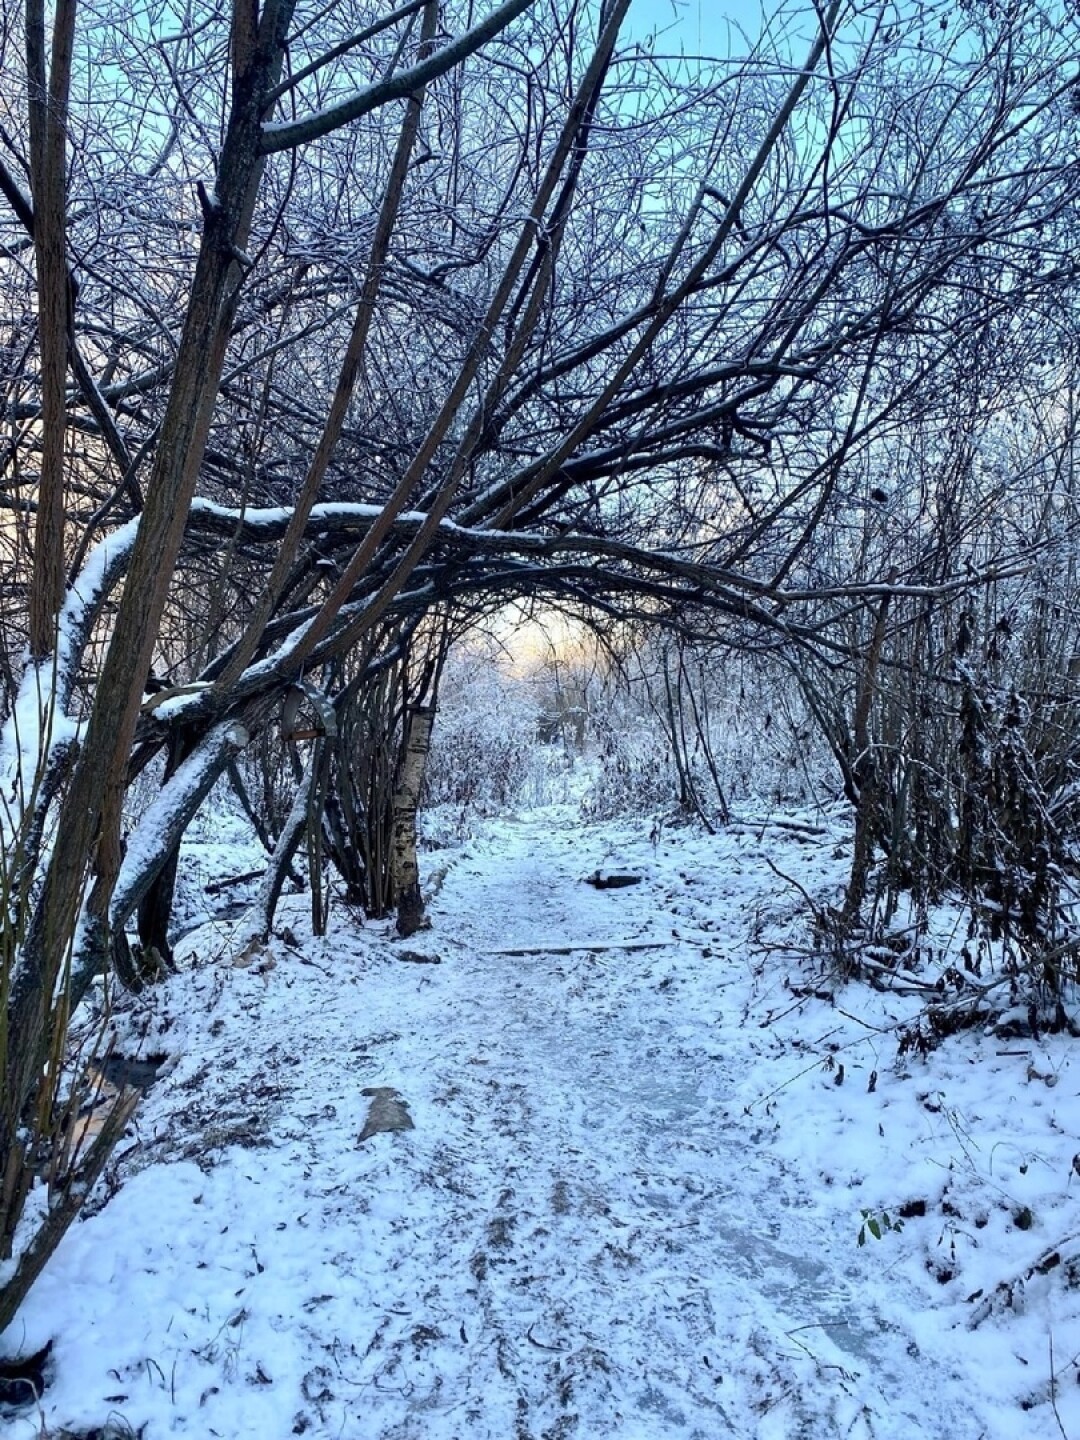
624 0 769 52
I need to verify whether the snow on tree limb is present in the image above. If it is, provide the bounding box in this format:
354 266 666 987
260 0 538 153
0 517 141 837
109 719 251 932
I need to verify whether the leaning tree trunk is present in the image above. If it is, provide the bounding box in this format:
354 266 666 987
133 732 192 974
392 706 435 937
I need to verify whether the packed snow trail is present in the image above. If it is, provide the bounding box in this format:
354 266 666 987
399 816 979 1440
8 808 1073 1438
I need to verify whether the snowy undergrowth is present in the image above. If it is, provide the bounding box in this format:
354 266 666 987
3 807 1078 1439
165 776 269 941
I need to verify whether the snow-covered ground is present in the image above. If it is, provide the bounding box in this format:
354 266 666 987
4 805 1079 1438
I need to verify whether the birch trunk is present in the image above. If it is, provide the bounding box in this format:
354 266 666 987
392 706 434 937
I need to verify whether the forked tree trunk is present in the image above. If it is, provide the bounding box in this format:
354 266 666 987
392 706 435 937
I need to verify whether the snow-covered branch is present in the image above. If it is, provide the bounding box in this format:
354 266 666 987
109 719 250 932
0 518 141 838
261 0 537 153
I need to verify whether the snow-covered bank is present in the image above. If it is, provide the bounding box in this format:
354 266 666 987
4 808 1078 1438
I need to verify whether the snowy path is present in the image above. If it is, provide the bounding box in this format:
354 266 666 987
9 809 1076 1438
392 817 982 1440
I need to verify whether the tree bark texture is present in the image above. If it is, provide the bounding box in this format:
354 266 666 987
26 0 77 657
393 706 435 937
841 585 895 928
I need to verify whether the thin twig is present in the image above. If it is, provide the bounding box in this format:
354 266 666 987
1049 1330 1070 1440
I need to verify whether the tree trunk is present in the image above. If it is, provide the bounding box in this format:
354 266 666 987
840 586 894 928
135 734 189 968
392 706 435 937
9 0 295 1117
25 0 77 657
